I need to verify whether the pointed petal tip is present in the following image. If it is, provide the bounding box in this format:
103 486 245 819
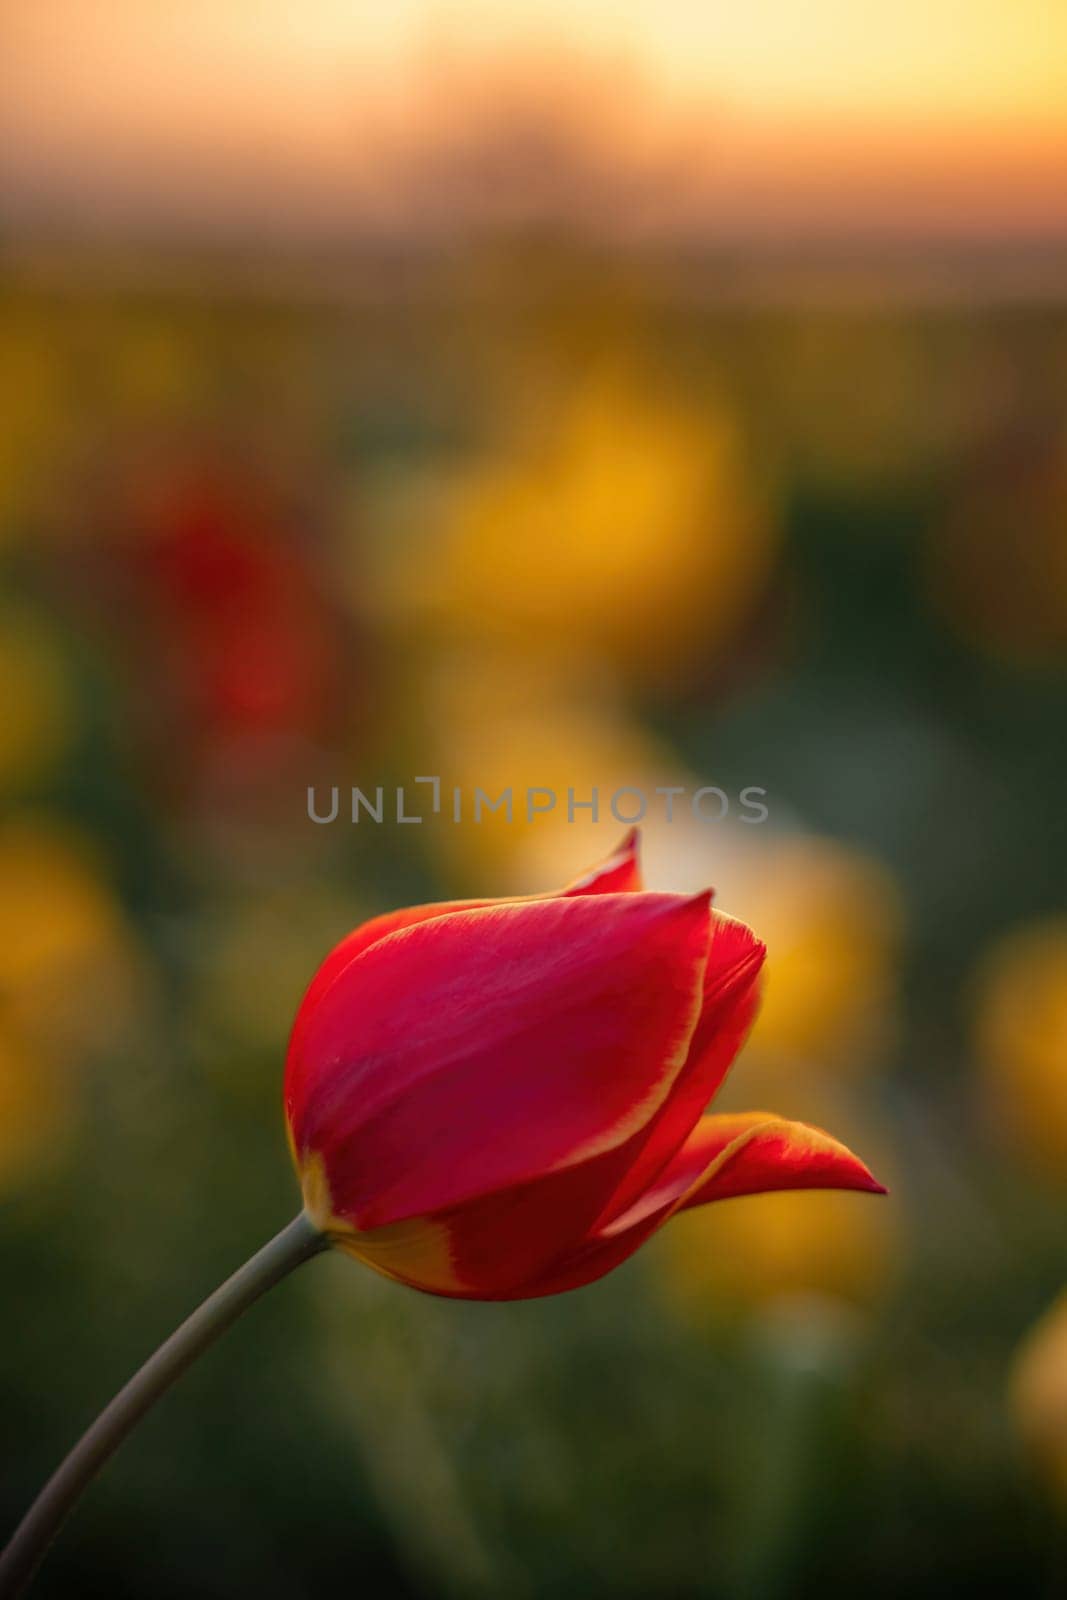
813 1150 889 1198
675 886 715 929
563 826 645 896
612 825 645 875
645 1112 890 1215
839 1150 888 1196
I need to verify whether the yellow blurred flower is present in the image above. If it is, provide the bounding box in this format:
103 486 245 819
411 649 677 893
0 312 72 535
0 816 145 1061
0 817 149 1191
652 1073 897 1320
721 835 903 1077
655 1179 897 1322
618 822 902 1085
404 368 775 687
0 608 76 794
106 317 210 421
975 917 1067 1177
1010 1291 1067 1509
516 784 902 1086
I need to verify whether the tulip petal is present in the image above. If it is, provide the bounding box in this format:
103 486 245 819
607 1112 886 1236
306 827 642 997
286 831 645 1115
667 1113 888 1209
290 889 712 1229
343 1155 637 1298
506 1201 668 1299
516 1112 884 1300
596 913 764 1225
560 827 643 895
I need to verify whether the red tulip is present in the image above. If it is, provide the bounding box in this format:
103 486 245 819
0 833 889 1591
284 830 884 1299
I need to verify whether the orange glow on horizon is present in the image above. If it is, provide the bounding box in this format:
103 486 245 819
4 1 1067 239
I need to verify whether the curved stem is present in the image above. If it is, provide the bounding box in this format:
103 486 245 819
0 1212 326 1598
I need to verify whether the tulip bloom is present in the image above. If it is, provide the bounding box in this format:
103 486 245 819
285 829 884 1300
1 830 885 1595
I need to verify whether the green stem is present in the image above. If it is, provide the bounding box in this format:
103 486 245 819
0 1211 326 1598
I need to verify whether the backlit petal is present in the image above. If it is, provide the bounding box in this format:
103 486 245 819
290 889 712 1229
336 1156 635 1298
516 1111 884 1300
559 827 643 895
596 913 764 1225
608 1112 886 1235
286 830 646 1114
669 1113 887 1209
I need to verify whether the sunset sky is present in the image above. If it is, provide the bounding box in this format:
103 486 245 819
4 1 1067 241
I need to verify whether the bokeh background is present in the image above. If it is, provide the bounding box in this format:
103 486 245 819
2 4 1066 1596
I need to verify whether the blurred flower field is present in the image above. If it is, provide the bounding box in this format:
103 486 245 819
0 244 1065 1598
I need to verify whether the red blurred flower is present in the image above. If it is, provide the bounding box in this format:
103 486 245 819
131 460 345 749
284 831 884 1300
